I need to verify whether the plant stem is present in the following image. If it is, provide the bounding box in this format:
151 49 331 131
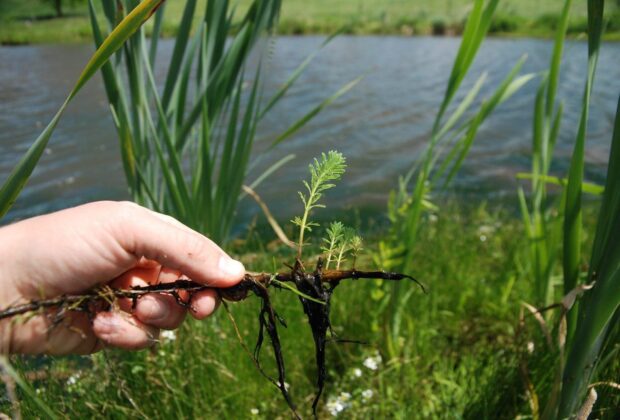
0 270 423 321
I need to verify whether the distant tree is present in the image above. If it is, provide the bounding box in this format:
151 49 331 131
43 0 85 18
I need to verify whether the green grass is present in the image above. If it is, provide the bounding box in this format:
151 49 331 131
4 201 618 418
2 0 620 44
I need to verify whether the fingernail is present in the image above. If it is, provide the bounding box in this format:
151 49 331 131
218 256 245 278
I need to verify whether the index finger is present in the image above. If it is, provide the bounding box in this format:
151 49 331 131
114 203 245 287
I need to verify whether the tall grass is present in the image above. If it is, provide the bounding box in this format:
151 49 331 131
376 0 533 349
512 0 620 416
5 203 537 418
0 0 164 218
517 0 571 309
562 0 604 343
90 0 356 244
557 0 619 410
558 98 619 417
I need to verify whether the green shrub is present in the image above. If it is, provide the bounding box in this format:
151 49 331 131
533 12 561 30
606 11 620 31
567 16 589 34
489 14 523 33
431 18 446 35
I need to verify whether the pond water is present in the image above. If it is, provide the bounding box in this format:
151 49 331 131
1 36 619 225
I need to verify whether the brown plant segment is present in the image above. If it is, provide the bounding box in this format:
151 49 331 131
0 263 424 417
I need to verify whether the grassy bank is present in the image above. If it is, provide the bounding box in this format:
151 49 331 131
1 0 620 44
5 201 619 418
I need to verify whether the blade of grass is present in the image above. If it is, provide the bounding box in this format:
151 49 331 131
434 0 499 131
516 174 603 195
562 0 604 342
258 31 340 120
443 62 534 185
0 0 164 217
434 72 487 142
161 0 197 111
270 76 362 148
559 96 620 416
148 1 166 66
0 356 58 419
245 154 296 194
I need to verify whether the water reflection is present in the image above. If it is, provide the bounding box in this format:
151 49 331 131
0 36 618 224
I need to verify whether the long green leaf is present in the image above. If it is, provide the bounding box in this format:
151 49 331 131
142 46 194 225
434 0 499 130
515 173 603 195
546 0 572 119
434 72 487 141
161 0 197 111
270 76 362 148
558 1 610 416
443 61 534 185
0 356 58 419
560 99 617 419
562 0 603 338
0 0 163 218
258 32 340 120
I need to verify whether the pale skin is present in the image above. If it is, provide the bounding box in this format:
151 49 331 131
0 201 245 355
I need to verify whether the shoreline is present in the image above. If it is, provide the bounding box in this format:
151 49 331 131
1 18 619 46
1 0 619 45
2 29 619 47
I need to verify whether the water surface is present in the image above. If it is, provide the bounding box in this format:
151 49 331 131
1 36 618 224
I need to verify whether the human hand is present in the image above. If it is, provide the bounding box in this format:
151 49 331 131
0 201 245 355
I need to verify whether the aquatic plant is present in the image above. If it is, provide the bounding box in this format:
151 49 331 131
376 0 533 348
0 0 164 218
506 0 620 417
89 0 357 244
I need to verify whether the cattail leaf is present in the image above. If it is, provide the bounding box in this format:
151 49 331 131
270 77 362 148
0 0 163 218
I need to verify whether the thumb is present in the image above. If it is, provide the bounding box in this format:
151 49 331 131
116 203 245 287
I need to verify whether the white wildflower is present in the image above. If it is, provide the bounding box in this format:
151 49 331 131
363 352 382 371
478 225 495 235
66 372 81 387
161 330 177 341
326 392 352 417
479 234 487 242
527 341 535 354
353 368 362 378
326 399 346 417
250 408 259 416
362 389 374 401
339 392 351 401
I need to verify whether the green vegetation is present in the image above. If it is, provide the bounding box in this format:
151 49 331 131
0 0 164 217
292 151 347 259
87 0 353 244
4 202 617 418
2 0 620 44
2 0 620 418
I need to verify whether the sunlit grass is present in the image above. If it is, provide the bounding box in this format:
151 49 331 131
9 201 597 418
2 0 619 44
0 0 164 217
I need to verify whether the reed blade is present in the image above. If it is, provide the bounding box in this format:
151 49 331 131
0 0 163 218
